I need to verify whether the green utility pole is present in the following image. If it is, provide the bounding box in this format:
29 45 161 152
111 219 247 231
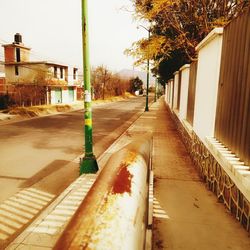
145 30 150 112
80 0 98 174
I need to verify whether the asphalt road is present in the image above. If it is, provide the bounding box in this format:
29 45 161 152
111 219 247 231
0 96 148 202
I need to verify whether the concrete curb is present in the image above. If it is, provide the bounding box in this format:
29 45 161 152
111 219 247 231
55 137 152 249
146 170 154 250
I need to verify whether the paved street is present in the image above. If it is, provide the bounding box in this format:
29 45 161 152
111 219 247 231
0 96 147 203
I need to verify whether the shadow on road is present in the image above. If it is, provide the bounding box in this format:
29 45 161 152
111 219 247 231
20 160 71 188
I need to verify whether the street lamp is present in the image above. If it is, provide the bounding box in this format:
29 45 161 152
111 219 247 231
80 0 98 174
137 25 150 112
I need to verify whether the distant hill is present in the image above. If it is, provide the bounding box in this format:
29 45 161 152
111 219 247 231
118 69 156 87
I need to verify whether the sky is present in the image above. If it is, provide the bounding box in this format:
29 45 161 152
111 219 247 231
0 0 147 72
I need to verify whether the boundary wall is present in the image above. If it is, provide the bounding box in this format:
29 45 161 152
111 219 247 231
165 27 250 232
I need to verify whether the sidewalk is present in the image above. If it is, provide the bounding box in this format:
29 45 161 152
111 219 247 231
149 97 250 249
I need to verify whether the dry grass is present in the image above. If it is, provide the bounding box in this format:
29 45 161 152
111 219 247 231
93 92 134 104
7 93 135 118
8 104 73 117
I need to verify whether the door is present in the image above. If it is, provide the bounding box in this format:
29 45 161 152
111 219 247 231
68 87 74 103
55 88 62 103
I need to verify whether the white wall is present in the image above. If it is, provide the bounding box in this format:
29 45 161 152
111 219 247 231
165 82 169 104
193 28 223 142
173 71 179 110
179 64 190 120
169 79 174 109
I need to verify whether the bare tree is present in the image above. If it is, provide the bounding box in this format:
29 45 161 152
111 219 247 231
91 65 131 99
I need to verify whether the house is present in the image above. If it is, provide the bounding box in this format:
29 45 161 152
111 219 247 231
2 33 82 106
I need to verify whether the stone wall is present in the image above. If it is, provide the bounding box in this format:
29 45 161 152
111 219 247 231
170 107 250 232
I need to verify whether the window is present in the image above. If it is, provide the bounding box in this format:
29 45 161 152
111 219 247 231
54 66 57 78
60 67 63 79
16 48 21 62
73 68 77 80
15 65 19 75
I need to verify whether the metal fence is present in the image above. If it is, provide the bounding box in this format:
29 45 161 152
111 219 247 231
215 8 250 165
186 61 198 125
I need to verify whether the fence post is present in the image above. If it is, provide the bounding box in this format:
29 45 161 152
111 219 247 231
193 28 223 143
179 64 190 120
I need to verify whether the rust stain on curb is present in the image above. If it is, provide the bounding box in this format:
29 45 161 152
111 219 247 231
111 151 137 195
111 163 133 195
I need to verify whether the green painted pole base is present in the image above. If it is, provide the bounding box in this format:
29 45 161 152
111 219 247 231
80 156 98 174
